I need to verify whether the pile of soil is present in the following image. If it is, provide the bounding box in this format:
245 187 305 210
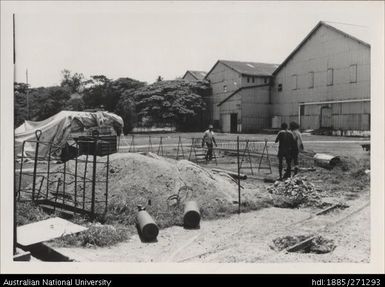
267 176 321 208
306 155 370 200
39 152 240 228
105 153 240 226
271 235 336 254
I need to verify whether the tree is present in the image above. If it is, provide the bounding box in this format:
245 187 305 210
32 86 71 120
134 79 210 131
14 71 149 133
65 97 85 111
14 82 30 127
82 75 145 132
82 75 112 109
60 69 85 93
14 84 71 127
115 94 137 135
14 82 30 95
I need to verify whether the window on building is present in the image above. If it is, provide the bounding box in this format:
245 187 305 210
223 85 227 92
327 68 334 86
278 83 282 92
252 77 255 83
308 71 314 88
350 64 357 83
247 77 250 83
264 78 268 84
292 74 297 90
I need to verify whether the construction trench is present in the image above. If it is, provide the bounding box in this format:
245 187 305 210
14 132 370 262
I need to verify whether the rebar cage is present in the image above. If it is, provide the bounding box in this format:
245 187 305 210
15 130 114 218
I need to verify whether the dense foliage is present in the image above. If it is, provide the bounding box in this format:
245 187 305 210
14 70 211 132
133 79 210 131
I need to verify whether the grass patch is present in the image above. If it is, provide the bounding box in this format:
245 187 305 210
16 201 51 226
52 224 131 248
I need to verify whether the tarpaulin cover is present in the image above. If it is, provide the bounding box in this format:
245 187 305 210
15 110 124 158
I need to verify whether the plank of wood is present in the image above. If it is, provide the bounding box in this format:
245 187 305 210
315 204 342 216
13 249 31 261
17 217 87 247
263 177 276 183
286 236 316 253
211 168 247 180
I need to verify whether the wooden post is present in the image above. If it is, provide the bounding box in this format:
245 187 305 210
91 141 97 218
157 137 164 156
237 136 241 214
82 153 88 210
74 146 78 207
105 153 109 214
32 130 42 201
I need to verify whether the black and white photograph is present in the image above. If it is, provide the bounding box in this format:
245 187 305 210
1 0 384 274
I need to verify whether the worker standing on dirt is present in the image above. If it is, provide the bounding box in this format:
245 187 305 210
290 121 304 175
275 122 296 180
202 124 217 161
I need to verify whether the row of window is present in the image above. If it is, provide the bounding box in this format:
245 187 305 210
246 76 269 84
222 77 270 92
278 64 358 91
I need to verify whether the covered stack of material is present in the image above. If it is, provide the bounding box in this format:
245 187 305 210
267 176 319 207
15 111 124 158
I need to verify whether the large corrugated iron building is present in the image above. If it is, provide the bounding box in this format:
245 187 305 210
271 21 370 135
203 21 370 134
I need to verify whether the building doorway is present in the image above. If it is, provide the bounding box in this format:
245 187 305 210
320 106 332 128
230 113 238 133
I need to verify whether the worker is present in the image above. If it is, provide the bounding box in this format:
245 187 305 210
290 121 304 175
275 122 296 180
202 124 217 161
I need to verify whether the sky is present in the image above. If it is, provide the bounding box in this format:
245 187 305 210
10 1 383 87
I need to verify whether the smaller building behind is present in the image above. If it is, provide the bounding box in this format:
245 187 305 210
182 70 207 81
205 60 278 133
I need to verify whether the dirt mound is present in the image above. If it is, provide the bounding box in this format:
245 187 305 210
271 235 336 254
267 176 321 208
39 152 239 228
106 152 237 202
106 153 239 226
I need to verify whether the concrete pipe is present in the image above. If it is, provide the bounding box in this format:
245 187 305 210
313 153 340 169
183 201 201 228
137 209 159 241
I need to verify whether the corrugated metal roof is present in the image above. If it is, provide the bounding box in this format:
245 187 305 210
219 60 279 76
183 70 207 80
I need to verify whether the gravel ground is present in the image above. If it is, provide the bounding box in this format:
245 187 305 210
50 190 369 263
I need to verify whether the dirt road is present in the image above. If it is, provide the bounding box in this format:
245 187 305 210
52 191 369 263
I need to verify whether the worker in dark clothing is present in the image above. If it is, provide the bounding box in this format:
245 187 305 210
275 122 297 180
202 124 217 161
290 121 304 175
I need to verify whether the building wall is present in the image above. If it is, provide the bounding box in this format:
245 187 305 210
206 62 242 128
218 85 271 133
300 101 370 130
241 86 271 132
272 25 370 131
219 94 242 133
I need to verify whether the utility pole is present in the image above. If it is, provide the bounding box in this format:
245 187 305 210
13 13 17 256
